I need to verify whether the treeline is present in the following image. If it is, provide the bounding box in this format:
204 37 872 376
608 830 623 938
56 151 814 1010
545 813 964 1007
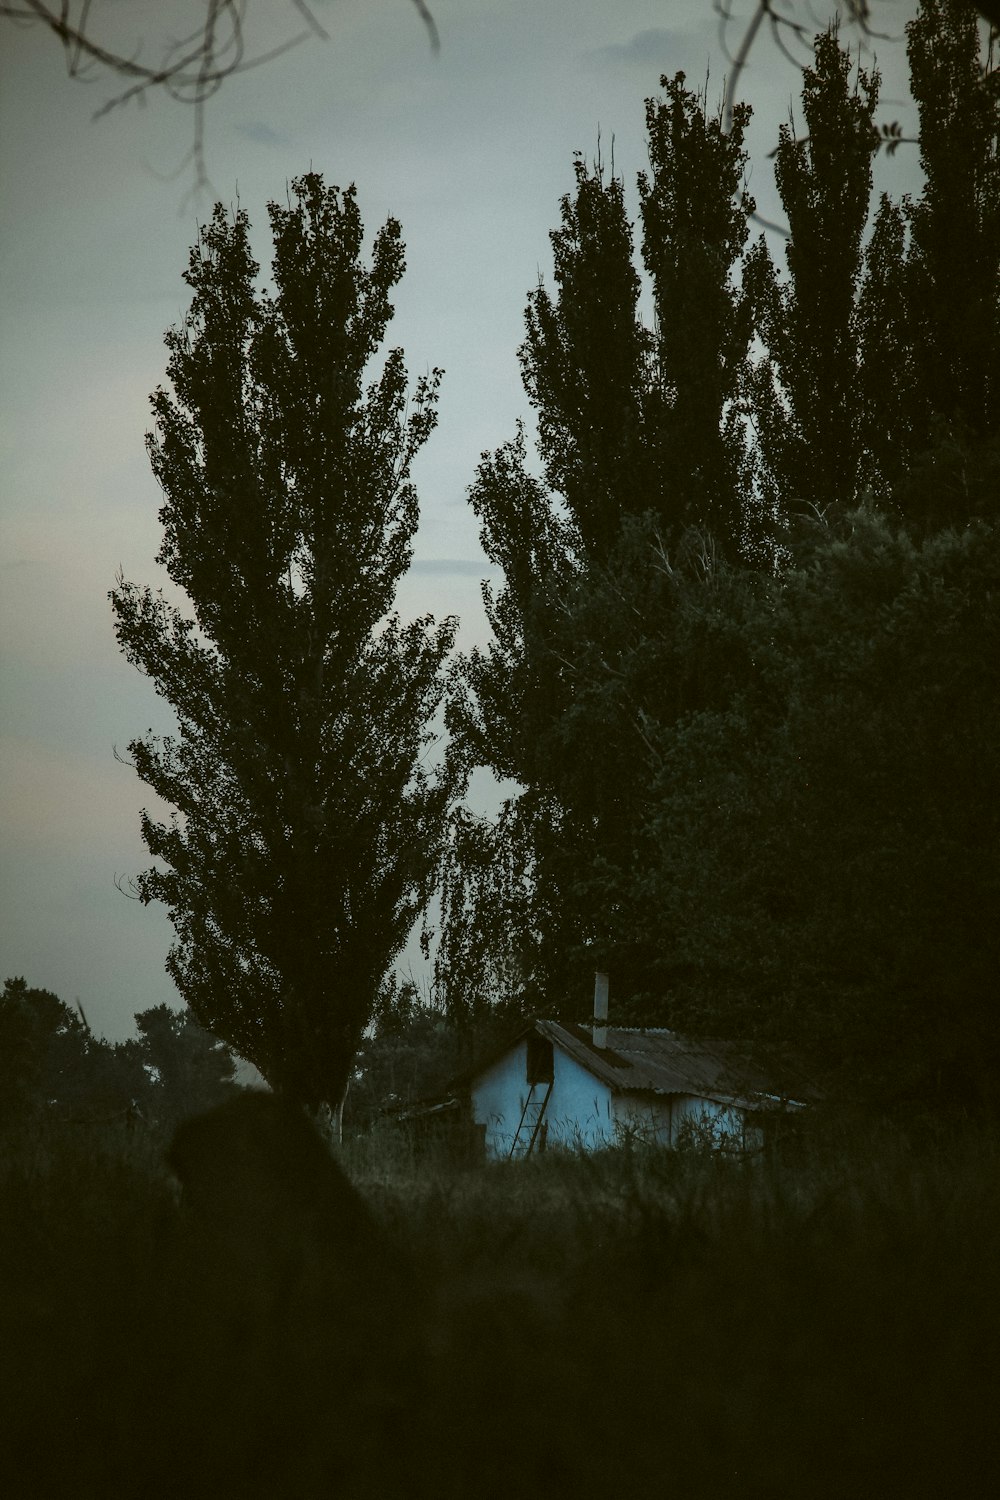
433 0 1000 1109
0 976 238 1135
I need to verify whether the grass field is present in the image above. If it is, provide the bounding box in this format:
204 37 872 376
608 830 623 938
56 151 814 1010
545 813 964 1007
1 1106 997 1497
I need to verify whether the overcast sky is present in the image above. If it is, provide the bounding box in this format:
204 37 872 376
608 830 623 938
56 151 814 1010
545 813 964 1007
0 0 922 1041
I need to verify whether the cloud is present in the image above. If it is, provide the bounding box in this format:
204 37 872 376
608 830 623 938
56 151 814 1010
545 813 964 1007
233 121 290 147
586 28 689 73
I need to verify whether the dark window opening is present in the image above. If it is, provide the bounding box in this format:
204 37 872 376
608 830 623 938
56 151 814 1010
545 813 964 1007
526 1033 554 1085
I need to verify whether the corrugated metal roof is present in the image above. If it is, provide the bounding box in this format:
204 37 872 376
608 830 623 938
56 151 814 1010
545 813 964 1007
517 1020 814 1110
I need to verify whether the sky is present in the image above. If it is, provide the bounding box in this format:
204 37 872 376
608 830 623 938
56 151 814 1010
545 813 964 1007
0 0 923 1041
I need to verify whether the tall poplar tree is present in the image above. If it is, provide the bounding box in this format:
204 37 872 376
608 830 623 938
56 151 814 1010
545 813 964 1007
460 156 648 776
857 0 1000 518
862 0 1000 527
905 0 1000 446
442 157 650 1023
744 27 880 516
520 152 654 562
640 75 756 555
111 173 456 1121
441 80 758 1022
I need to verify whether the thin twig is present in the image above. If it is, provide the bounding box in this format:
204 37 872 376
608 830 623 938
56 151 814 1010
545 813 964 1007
0 2 440 195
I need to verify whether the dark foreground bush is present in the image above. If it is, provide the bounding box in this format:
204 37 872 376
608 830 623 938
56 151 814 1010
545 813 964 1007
1 1106 997 1498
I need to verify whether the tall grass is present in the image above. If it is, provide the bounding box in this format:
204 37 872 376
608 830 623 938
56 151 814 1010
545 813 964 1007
1 1109 997 1497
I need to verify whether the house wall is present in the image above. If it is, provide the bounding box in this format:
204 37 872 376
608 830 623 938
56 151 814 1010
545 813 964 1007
471 1040 616 1158
610 1091 673 1145
612 1092 758 1150
471 1040 763 1158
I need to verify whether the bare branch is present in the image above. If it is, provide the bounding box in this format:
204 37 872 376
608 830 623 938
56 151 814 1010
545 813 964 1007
0 1 440 194
715 0 908 239
112 743 137 772
411 0 440 53
114 871 144 901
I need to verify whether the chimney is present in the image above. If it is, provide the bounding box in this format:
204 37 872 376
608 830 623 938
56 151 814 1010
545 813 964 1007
593 971 609 1049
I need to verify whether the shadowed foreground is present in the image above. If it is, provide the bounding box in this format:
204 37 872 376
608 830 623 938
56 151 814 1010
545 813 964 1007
1 1097 998 1497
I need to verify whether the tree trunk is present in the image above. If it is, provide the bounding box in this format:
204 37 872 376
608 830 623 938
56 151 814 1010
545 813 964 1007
312 1081 348 1148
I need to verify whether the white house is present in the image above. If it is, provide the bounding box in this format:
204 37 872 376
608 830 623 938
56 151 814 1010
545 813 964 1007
399 978 814 1159
462 976 813 1157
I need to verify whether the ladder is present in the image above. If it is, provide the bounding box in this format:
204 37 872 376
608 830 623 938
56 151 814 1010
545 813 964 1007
508 1079 553 1159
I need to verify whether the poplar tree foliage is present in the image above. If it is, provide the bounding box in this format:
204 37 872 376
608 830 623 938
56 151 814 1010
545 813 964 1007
112 173 456 1115
639 78 755 553
460 85 755 787
744 29 881 513
440 78 757 1022
440 161 652 1028
905 0 1000 443
438 1 1000 1098
520 153 652 564
743 0 999 522
862 0 1000 523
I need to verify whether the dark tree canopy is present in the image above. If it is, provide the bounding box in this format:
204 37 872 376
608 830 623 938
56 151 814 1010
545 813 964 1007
0 977 93 1129
436 1 1000 1108
630 511 1000 1105
112 173 457 1115
0 979 239 1130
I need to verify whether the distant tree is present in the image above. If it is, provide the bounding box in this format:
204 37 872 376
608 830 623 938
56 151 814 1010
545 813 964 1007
347 979 463 1128
432 796 546 1029
134 1003 237 1129
111 173 457 1130
0 977 147 1127
79 1033 151 1121
0 977 88 1127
